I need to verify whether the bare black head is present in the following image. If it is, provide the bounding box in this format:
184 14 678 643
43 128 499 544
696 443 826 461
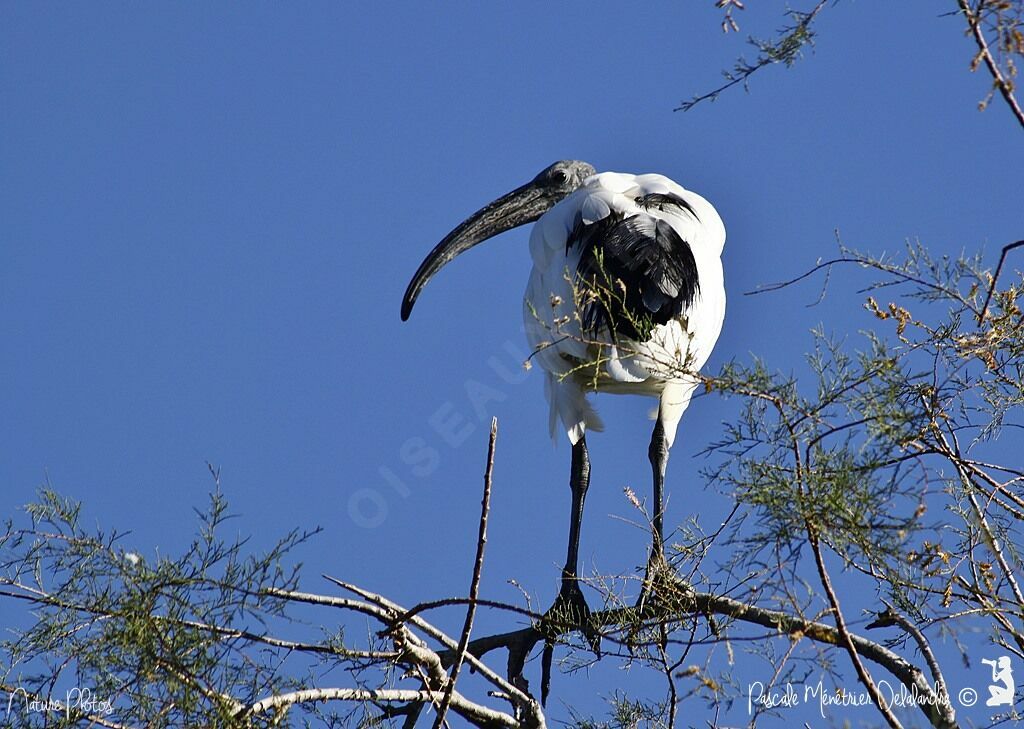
401 160 596 321
529 159 596 195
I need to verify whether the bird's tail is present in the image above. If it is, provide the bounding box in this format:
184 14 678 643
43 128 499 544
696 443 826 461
546 373 604 445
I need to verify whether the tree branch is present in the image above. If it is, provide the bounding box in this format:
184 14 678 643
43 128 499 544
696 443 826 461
242 687 523 728
446 584 960 729
957 0 1024 129
808 530 904 729
433 417 498 729
978 239 1024 323
322 576 543 724
678 1 828 112
870 604 952 715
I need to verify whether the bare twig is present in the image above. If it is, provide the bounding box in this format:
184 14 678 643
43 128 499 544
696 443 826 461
957 0 1024 128
870 604 952 712
398 596 542 624
747 255 982 316
978 239 1024 323
807 531 904 729
677 0 829 112
322 576 540 717
433 418 498 729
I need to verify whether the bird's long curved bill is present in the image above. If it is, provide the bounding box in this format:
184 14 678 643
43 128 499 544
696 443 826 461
401 182 552 320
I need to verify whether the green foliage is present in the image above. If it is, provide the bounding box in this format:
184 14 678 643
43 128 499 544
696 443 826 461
699 242 1024 676
568 691 669 729
678 1 827 112
2 242 1022 728
1 488 321 728
519 234 1024 726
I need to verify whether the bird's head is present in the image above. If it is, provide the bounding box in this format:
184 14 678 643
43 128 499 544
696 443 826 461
401 160 595 320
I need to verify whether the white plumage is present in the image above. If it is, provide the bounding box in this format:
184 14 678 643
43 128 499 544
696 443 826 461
401 160 727 653
523 171 726 449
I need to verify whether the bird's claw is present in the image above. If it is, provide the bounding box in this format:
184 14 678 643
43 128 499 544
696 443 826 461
636 547 694 615
636 545 669 612
543 577 601 654
540 576 600 706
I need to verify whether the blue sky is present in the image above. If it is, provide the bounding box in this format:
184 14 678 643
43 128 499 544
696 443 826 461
3 2 1024 726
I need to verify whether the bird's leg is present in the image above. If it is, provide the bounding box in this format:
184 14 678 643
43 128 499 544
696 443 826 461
649 417 668 550
540 434 599 705
638 417 670 609
564 435 590 590
544 435 600 650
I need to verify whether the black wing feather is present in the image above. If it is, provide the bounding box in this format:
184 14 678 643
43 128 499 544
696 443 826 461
635 192 701 222
570 209 700 341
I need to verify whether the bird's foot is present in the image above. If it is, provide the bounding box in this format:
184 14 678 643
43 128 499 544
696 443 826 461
539 574 600 706
635 545 687 614
542 574 601 654
636 546 662 613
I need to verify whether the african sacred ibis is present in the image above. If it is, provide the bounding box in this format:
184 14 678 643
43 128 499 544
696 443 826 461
402 160 725 630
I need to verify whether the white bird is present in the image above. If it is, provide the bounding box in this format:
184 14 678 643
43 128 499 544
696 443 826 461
402 160 725 640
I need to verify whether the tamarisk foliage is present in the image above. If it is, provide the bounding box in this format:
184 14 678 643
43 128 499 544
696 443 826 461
2 244 1023 727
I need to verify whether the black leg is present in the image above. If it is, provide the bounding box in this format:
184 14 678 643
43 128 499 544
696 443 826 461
648 418 668 551
638 417 670 610
563 436 590 580
542 435 599 705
